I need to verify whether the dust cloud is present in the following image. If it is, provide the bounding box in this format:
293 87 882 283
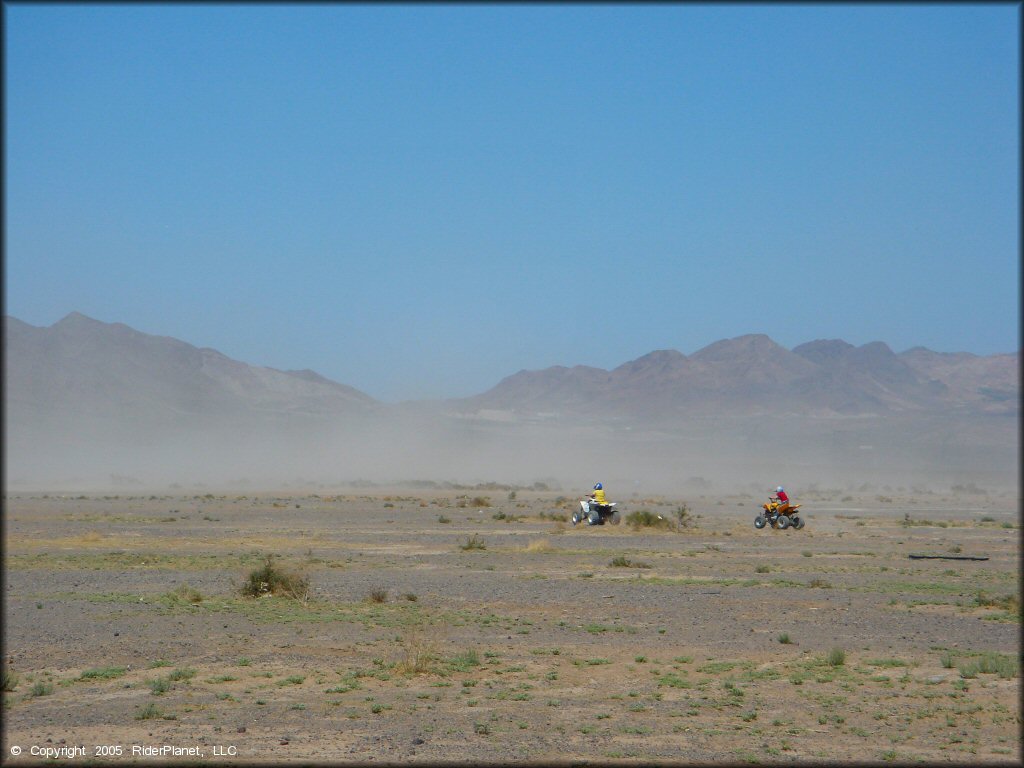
4 404 1017 498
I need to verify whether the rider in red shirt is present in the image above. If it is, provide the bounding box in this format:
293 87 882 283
774 486 790 514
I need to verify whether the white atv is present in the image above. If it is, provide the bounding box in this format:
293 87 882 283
573 500 621 526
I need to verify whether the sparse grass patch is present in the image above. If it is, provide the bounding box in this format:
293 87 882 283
135 702 174 720
78 666 126 681
755 565 770 573
163 583 203 605
446 649 481 672
460 534 487 551
778 633 792 644
3 669 19 691
522 539 557 553
146 677 171 695
974 590 1019 615
958 652 1018 680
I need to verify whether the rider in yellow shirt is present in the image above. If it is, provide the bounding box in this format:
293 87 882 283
575 483 610 525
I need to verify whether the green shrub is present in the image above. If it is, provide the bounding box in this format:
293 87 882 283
2 669 18 692
778 633 792 645
30 681 54 697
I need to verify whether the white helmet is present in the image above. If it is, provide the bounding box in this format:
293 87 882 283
776 486 784 493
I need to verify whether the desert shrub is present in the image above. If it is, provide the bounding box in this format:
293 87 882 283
241 555 310 602
167 667 195 682
2 669 18 692
625 509 673 530
827 648 846 667
470 496 491 508
402 592 418 602
437 515 451 524
395 626 445 676
147 677 171 695
778 633 792 644
609 556 651 569
367 587 388 604
135 703 167 720
673 505 693 528
755 565 770 573
460 534 486 551
808 578 832 589
30 681 53 697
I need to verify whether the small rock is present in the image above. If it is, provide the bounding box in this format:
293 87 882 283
412 737 425 745
237 726 246 733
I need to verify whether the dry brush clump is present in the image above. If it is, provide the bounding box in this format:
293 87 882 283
625 509 674 530
241 555 310 603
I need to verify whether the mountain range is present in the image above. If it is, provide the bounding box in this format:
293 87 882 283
4 312 1018 491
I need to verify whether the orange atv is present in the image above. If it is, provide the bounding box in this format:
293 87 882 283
754 499 804 530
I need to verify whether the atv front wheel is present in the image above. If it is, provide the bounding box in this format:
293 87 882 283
754 515 766 529
778 516 790 530
610 511 621 525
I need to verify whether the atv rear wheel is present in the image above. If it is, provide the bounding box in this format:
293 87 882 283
754 515 766 529
793 516 805 529
610 511 621 525
778 516 790 529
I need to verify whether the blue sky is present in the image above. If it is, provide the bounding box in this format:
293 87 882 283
4 3 1019 401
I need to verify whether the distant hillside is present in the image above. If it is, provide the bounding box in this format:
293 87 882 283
5 312 376 425
451 334 1018 422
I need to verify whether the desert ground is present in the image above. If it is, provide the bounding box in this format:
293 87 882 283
3 485 1020 764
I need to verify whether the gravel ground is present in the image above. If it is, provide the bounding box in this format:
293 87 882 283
3 488 1020 764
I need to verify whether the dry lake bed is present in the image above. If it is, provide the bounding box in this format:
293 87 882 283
3 486 1020 764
